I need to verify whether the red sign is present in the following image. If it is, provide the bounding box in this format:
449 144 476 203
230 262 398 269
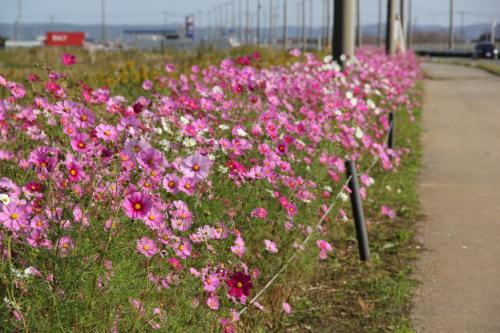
45 32 85 47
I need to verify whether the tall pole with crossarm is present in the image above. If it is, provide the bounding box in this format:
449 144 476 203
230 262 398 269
332 0 355 67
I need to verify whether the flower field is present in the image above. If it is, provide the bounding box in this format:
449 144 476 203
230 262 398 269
0 47 421 332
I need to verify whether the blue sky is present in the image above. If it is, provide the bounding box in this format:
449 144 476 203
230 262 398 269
1 0 499 26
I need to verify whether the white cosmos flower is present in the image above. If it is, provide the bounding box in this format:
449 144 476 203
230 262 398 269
0 194 10 205
355 127 364 139
339 192 349 202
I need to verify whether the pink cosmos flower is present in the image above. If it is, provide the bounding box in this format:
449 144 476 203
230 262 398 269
285 203 298 218
226 272 253 300
61 53 76 66
264 239 278 253
178 177 196 196
142 207 165 230
203 273 220 292
180 153 210 181
73 108 95 128
173 238 192 258
381 205 396 219
0 203 29 231
96 124 119 142
122 192 153 220
170 201 193 232
251 207 268 220
136 237 158 257
28 146 58 172
230 236 245 258
282 302 292 314
57 236 74 255
162 174 180 194
317 240 333 260
206 295 220 310
138 148 165 172
142 80 153 90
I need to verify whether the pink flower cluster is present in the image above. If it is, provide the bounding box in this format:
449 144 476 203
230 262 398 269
0 48 421 330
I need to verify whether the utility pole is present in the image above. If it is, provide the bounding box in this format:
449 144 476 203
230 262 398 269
232 0 237 37
386 0 396 54
377 0 382 46
355 0 361 47
400 0 406 40
458 11 464 42
101 0 106 42
407 0 412 47
323 0 328 48
448 0 454 50
309 0 313 50
326 0 332 49
269 0 273 44
246 0 250 43
283 0 288 49
257 0 262 45
239 0 243 42
332 0 355 67
14 0 22 40
302 0 306 50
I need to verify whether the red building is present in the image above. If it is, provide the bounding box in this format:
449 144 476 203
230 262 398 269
45 32 85 47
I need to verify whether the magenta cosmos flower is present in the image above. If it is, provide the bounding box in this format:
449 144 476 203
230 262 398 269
136 237 158 257
66 160 85 182
180 153 210 181
61 53 76 66
226 272 253 300
122 192 153 220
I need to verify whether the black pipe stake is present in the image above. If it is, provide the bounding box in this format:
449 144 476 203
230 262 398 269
388 112 395 150
345 159 370 261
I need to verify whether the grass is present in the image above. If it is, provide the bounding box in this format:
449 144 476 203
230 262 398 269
262 102 423 332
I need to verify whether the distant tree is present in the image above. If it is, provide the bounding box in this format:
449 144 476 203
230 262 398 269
0 35 7 48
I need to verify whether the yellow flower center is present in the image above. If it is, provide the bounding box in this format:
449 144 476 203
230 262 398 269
237 282 243 288
179 245 184 251
63 243 69 249
148 215 155 221
168 181 175 188
184 183 191 190
81 115 88 121
40 162 47 167
11 213 18 220
70 169 77 176
104 130 111 136
37 221 43 226
134 203 142 210
143 245 149 250
78 142 85 148
192 164 200 171
68 128 73 134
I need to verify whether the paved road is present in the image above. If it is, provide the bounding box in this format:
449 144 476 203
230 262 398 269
412 63 500 332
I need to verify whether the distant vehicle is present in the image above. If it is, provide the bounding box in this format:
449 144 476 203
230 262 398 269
45 32 85 47
473 42 498 59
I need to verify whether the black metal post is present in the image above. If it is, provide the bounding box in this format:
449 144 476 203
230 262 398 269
345 159 370 261
388 112 395 149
